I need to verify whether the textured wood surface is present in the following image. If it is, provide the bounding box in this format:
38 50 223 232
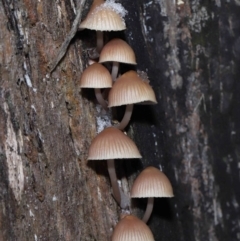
122 0 240 240
0 0 118 240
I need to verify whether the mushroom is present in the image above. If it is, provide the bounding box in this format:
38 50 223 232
88 127 142 208
99 38 137 81
79 0 127 53
112 215 155 241
80 63 112 110
108 71 157 130
131 166 174 223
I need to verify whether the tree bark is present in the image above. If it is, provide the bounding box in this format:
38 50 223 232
0 1 118 240
0 0 240 241
122 1 240 241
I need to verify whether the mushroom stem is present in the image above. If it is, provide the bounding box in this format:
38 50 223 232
117 104 134 130
142 197 154 223
96 31 104 53
111 61 119 81
107 159 121 206
94 88 108 110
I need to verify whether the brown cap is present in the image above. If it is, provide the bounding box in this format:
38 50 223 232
108 71 157 107
112 215 155 241
79 2 126 31
88 127 141 160
99 38 136 64
131 166 174 198
80 63 112 88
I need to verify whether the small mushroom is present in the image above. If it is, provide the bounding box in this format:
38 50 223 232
80 1 127 53
80 63 112 110
88 127 142 208
108 71 157 130
99 38 137 81
112 215 155 241
131 166 174 223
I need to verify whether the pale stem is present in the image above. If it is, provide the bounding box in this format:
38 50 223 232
94 88 108 110
142 197 154 223
96 31 104 53
117 104 134 130
111 61 119 81
107 159 121 206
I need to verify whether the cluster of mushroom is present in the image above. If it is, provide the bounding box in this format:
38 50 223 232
79 1 174 240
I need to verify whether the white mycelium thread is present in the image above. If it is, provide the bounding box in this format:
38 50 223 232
97 0 128 18
95 105 112 133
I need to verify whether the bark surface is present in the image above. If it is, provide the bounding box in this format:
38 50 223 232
0 0 240 241
0 1 118 240
123 1 240 241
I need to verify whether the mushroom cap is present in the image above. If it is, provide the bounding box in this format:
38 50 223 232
99 38 136 64
79 4 126 31
108 71 157 107
89 0 105 11
112 215 155 241
88 127 141 160
80 63 112 88
131 166 174 198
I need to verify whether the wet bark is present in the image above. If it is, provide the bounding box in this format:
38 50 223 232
122 1 240 241
0 0 240 241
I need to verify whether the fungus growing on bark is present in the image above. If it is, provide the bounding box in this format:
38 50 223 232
79 0 127 53
80 63 112 110
108 71 157 130
88 127 141 208
131 166 174 223
112 215 155 241
99 38 137 80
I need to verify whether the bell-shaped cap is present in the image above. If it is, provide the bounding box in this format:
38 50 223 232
80 63 112 88
88 127 141 160
99 38 136 64
131 166 174 198
112 215 155 241
108 71 157 107
79 2 126 31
